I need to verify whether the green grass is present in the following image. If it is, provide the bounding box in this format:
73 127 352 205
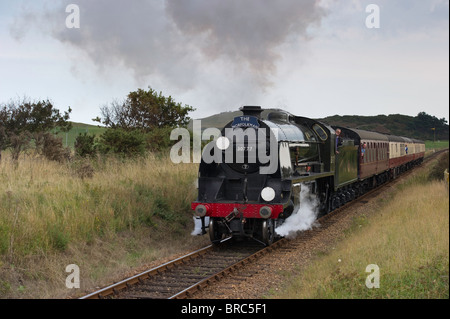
425 140 449 150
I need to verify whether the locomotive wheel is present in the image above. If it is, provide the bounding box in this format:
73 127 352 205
261 219 275 246
209 218 225 243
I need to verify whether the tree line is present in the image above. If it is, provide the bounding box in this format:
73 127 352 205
0 87 194 162
2 88 447 163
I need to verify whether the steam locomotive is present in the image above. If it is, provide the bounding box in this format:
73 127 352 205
191 106 425 245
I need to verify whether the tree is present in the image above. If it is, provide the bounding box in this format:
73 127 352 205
94 87 195 155
415 112 449 140
96 87 195 131
0 98 72 161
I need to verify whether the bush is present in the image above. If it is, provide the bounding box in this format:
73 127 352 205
98 128 146 157
74 133 96 157
145 126 174 152
35 132 71 162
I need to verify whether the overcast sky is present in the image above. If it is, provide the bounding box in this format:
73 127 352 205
1 0 448 125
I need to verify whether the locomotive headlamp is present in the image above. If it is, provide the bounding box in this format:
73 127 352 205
194 204 208 217
261 187 275 202
216 136 230 150
259 206 272 219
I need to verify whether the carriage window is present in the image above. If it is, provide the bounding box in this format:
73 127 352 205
372 143 375 162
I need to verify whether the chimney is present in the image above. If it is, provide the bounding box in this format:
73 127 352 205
240 106 263 119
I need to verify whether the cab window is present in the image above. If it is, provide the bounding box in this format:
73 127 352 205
279 142 293 178
312 124 328 141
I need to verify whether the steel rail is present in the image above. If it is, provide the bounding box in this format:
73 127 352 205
168 238 287 299
80 244 213 299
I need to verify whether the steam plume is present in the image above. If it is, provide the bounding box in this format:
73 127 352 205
275 183 319 238
191 216 209 236
11 0 325 94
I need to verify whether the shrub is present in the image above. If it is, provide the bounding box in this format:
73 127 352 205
74 133 96 157
98 128 146 157
35 132 71 162
145 126 174 152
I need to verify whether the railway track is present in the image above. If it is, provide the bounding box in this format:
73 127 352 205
80 238 281 299
80 149 447 300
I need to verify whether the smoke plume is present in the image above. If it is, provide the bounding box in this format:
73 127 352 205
11 0 325 98
275 183 319 238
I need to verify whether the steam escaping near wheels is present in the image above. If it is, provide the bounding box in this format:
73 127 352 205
275 183 319 239
192 216 210 236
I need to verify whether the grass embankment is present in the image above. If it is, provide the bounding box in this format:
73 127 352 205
273 153 449 299
425 140 449 151
0 153 205 298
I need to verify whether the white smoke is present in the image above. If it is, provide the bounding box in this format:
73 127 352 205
191 216 210 236
275 183 319 238
10 0 326 110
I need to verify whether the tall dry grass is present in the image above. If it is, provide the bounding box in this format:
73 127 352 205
0 153 199 257
0 152 206 297
273 159 449 299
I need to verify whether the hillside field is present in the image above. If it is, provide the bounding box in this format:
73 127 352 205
54 122 106 148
